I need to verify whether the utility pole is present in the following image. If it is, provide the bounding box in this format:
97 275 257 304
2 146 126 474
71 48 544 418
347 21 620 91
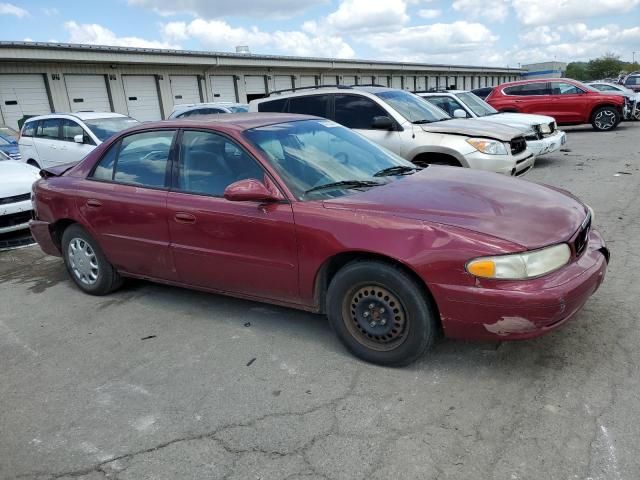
634 51 636 64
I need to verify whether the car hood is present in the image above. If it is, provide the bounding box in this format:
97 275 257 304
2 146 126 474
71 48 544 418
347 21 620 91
417 118 524 141
0 161 40 197
322 166 587 250
477 112 556 129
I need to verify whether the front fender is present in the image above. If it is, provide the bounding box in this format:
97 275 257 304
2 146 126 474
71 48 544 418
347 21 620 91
405 146 471 167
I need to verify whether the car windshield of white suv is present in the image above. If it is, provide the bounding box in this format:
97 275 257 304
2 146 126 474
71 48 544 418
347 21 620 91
244 119 420 200
456 92 498 117
83 117 140 142
375 90 450 123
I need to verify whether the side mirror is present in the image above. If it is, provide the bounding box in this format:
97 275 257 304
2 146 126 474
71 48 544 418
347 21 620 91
453 109 467 118
73 134 84 144
371 116 394 130
224 179 280 203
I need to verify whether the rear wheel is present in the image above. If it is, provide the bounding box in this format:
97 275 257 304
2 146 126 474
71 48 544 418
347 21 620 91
591 106 620 131
61 224 122 295
326 260 438 366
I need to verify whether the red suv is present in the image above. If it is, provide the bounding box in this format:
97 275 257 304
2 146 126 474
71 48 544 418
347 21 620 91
487 78 625 131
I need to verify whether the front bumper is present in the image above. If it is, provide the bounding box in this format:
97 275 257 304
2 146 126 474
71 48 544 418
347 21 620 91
29 219 62 256
430 229 609 342
527 130 566 157
464 149 535 177
0 199 32 234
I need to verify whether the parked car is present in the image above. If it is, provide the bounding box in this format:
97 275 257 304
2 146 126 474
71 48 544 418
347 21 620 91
486 78 626 131
585 82 639 120
620 72 640 93
250 86 535 176
471 87 494 99
18 112 140 169
417 90 566 157
1 156 39 241
168 102 249 119
0 132 21 161
30 114 609 365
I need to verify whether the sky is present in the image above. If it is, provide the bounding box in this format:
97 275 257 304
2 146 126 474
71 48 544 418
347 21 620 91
1 0 639 67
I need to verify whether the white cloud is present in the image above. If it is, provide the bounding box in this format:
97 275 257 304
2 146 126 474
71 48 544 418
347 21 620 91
512 0 640 26
519 26 561 46
326 0 409 32
417 8 441 19
42 7 59 16
452 0 509 21
65 21 180 49
128 0 328 19
161 19 355 58
0 2 29 17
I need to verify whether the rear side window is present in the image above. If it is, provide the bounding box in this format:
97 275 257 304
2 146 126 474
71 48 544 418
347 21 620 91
503 83 548 96
257 98 287 112
334 94 388 129
36 118 60 139
22 121 37 137
91 130 175 188
287 95 330 118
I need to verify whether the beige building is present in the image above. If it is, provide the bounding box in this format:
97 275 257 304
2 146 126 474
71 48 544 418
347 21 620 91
0 41 523 129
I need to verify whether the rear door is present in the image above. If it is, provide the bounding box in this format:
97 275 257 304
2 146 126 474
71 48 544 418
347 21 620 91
34 118 65 168
549 81 588 123
167 129 299 302
501 82 551 115
81 129 176 280
333 94 403 156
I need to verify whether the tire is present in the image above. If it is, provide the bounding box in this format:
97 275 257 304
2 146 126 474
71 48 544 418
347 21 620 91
326 260 438 366
61 224 123 295
591 106 620 131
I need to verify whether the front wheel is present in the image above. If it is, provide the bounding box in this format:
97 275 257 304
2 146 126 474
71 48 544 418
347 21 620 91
326 260 438 366
61 224 123 295
591 107 620 131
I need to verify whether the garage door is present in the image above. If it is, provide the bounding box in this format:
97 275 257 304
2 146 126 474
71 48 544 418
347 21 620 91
391 77 402 89
65 75 111 112
170 75 201 106
342 76 356 86
376 76 389 87
300 76 317 88
416 77 426 91
245 76 266 94
210 75 237 102
274 75 292 91
0 74 51 129
122 75 162 122
322 75 338 85
404 76 416 91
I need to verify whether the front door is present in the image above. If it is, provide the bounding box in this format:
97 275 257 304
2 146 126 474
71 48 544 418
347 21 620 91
60 119 96 163
167 130 299 303
79 129 177 280
549 81 588 123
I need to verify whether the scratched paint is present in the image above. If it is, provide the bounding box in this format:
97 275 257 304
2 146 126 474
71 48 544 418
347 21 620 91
484 316 537 336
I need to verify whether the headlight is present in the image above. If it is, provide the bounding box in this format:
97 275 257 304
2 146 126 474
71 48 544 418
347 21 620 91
466 138 508 155
466 243 571 280
540 123 551 134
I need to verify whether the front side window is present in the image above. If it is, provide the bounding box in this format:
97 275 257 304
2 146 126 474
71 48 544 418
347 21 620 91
287 95 330 118
61 119 95 145
244 119 416 200
91 130 175 188
426 96 464 117
83 117 140 142
334 94 389 129
36 118 60 139
22 121 37 137
550 82 584 95
625 76 639 86
375 90 450 123
176 130 264 197
504 83 549 96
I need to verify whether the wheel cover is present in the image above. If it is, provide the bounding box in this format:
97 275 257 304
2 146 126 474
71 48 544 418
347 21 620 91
594 110 616 130
68 237 99 286
342 284 409 352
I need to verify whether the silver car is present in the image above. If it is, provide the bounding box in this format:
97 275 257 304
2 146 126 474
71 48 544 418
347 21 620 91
250 86 535 177
585 82 639 120
169 102 249 119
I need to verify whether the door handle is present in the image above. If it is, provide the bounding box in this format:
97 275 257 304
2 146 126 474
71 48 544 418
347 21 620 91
174 212 196 224
86 199 102 208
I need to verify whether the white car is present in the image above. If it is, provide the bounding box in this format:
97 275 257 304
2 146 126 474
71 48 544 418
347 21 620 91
250 86 535 176
18 112 139 169
585 82 640 120
417 90 567 157
168 102 249 119
0 157 39 241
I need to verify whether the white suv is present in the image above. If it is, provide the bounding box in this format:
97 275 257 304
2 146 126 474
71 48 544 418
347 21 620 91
19 112 139 169
168 102 249 119
417 90 566 157
250 86 534 176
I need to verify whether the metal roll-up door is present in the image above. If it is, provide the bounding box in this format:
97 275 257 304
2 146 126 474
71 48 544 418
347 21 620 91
170 75 201 106
428 76 437 89
274 75 293 91
210 75 237 102
391 77 402 89
342 75 356 86
322 75 338 85
376 76 389 87
65 74 111 112
404 76 416 91
122 75 162 122
416 76 426 91
245 76 267 94
0 74 52 129
300 75 317 87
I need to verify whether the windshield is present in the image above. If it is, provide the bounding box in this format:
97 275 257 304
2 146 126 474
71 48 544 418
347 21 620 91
83 117 140 142
375 90 450 123
456 92 498 116
244 119 417 200
228 105 249 113
0 135 15 146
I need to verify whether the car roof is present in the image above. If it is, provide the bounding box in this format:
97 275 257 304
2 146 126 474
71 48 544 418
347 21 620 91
25 112 130 122
130 113 321 132
255 85 396 101
417 90 466 95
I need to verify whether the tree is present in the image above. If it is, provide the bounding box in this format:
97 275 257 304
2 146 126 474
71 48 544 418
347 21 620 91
565 62 589 81
586 53 624 80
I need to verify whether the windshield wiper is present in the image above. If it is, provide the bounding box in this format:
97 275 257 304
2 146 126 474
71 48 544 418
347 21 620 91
373 165 422 177
305 180 382 194
412 119 433 124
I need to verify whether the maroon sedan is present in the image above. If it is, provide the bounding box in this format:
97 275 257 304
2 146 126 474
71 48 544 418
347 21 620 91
30 114 609 365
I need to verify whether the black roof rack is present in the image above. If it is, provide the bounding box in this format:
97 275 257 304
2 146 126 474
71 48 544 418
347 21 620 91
355 83 388 88
267 84 353 97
